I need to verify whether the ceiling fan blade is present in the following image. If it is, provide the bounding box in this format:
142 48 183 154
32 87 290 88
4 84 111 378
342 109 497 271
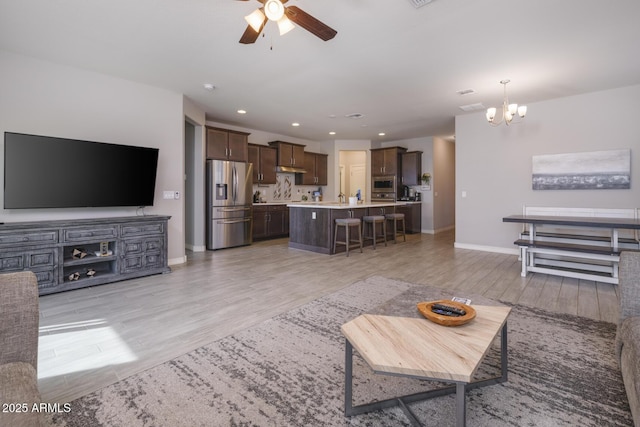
284 5 337 41
239 17 266 44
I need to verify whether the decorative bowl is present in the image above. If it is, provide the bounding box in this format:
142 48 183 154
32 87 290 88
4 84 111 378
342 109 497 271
417 299 476 326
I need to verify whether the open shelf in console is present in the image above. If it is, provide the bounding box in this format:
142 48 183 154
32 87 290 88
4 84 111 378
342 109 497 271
62 240 118 284
62 241 116 264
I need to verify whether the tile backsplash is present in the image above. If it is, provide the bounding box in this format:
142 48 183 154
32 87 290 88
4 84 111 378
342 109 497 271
253 173 322 203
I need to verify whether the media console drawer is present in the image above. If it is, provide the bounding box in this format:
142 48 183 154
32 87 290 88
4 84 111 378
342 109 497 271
121 221 165 237
63 226 118 242
0 230 58 246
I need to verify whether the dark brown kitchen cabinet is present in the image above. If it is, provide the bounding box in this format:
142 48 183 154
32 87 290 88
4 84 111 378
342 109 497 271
370 147 406 176
206 126 249 162
268 141 305 168
401 151 422 186
296 152 328 186
395 203 422 234
252 205 289 240
248 144 277 184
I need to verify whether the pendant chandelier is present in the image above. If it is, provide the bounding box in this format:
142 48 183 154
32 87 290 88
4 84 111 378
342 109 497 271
486 79 527 126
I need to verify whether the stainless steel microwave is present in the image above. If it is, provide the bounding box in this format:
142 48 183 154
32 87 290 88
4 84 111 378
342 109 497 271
372 176 396 192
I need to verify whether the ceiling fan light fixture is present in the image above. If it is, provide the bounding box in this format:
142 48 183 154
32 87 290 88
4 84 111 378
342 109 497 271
264 0 285 21
277 15 295 35
245 8 265 32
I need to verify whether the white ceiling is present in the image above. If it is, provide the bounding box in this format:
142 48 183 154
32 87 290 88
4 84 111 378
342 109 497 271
1 0 640 142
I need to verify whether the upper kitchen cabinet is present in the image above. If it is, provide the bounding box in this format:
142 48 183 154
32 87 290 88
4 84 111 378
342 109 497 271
370 147 407 176
248 144 277 184
268 141 306 170
296 152 328 186
206 126 249 162
401 151 422 186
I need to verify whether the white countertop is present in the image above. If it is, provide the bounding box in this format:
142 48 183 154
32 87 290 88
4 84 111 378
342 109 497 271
286 201 419 209
252 202 289 206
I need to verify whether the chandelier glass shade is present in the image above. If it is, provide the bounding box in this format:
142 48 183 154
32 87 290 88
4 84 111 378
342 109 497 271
486 79 527 126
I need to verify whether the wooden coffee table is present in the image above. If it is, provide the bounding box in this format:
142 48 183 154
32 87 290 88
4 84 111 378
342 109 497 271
341 305 511 427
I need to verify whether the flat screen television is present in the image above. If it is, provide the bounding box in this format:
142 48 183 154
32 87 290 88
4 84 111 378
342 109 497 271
4 132 159 209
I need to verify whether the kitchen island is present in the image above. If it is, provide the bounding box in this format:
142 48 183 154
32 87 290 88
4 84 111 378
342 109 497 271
287 201 418 254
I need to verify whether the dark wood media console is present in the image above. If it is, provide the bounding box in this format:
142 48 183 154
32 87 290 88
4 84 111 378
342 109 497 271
0 215 171 295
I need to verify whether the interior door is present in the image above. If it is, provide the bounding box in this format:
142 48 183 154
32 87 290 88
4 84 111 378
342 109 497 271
350 164 366 199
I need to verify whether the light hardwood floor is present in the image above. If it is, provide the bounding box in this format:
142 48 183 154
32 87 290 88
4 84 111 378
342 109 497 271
37 230 619 404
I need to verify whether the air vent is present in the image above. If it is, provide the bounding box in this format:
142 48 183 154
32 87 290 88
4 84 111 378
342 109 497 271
459 103 486 112
456 88 477 96
408 0 433 8
345 113 365 119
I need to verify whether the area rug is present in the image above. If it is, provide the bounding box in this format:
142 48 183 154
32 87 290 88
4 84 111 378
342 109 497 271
48 276 632 426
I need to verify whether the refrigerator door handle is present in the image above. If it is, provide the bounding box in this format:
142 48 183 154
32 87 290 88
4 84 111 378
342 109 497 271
232 165 238 204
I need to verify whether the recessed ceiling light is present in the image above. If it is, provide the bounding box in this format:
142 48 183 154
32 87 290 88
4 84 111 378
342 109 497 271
203 83 215 91
237 109 247 114
292 122 300 127
378 132 386 136
346 113 365 119
329 131 336 135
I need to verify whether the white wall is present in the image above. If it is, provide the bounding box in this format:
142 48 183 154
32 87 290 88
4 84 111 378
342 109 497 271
433 137 456 232
455 84 640 253
0 50 186 264
184 97 206 253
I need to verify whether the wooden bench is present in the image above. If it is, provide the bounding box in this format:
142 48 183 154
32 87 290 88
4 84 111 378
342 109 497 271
519 231 640 248
513 239 640 284
504 207 640 284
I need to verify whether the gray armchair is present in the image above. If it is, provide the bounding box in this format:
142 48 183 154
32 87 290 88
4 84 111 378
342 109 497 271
0 271 43 427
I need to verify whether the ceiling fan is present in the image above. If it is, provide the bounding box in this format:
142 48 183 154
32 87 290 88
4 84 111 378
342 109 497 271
238 0 337 44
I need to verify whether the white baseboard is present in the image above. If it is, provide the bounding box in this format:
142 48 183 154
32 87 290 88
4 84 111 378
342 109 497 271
421 225 455 235
168 255 188 266
185 244 206 252
454 242 519 255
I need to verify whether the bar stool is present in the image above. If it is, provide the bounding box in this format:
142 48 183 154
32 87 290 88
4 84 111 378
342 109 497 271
362 215 387 249
385 213 406 243
333 218 363 257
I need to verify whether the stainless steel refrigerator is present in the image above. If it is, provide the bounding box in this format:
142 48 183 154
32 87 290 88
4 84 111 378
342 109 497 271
206 160 253 250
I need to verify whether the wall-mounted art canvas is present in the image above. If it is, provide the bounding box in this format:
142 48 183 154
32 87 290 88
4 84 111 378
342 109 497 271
532 149 631 190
